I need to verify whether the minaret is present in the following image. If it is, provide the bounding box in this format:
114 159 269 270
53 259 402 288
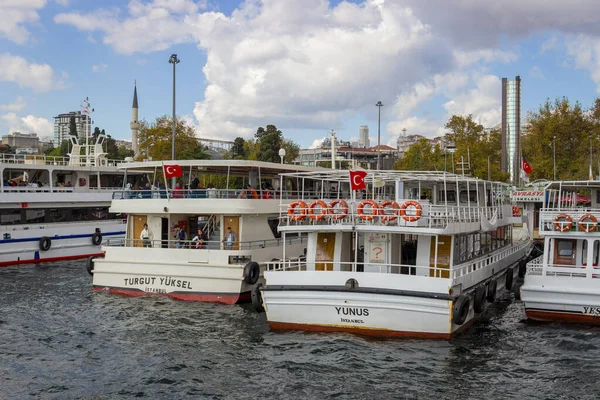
130 82 140 157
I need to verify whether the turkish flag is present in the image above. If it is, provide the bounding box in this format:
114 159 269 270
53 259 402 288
522 158 532 175
349 170 367 191
163 164 183 179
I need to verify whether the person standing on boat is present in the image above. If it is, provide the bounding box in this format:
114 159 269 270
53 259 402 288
224 227 237 250
140 223 152 248
192 228 204 249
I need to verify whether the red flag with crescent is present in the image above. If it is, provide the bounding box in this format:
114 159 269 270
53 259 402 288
522 158 532 175
349 170 367 191
163 164 183 179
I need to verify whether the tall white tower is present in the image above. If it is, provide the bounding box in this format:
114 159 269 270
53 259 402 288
130 82 139 157
359 125 370 148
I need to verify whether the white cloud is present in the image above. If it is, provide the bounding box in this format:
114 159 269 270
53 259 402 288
91 63 108 73
0 96 26 112
1 112 53 136
0 53 68 92
55 0 69 5
565 34 600 92
530 66 545 79
0 0 46 44
309 137 326 149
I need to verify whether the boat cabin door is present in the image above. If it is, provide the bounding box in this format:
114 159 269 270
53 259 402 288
554 239 576 266
316 232 335 271
132 215 147 247
430 235 451 278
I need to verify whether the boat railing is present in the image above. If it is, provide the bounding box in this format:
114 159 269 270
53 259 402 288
526 255 600 278
280 200 507 229
539 208 600 234
110 188 328 200
451 240 530 279
105 234 307 250
0 153 127 167
1 186 122 194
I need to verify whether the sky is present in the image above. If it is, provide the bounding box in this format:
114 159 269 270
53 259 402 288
2 0 600 149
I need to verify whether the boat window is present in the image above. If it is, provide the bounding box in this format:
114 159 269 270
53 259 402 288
0 209 22 225
459 190 477 203
438 190 456 203
557 240 574 257
595 240 599 266
582 240 588 265
267 217 281 239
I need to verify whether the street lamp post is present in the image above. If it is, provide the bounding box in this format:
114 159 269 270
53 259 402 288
376 101 383 170
330 129 336 170
590 133 593 179
169 54 180 161
553 135 556 180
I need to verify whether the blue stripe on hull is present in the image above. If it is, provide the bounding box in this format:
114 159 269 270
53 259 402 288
0 231 125 244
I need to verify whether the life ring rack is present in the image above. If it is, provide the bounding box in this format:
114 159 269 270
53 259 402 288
308 200 329 221
357 200 379 221
287 201 308 221
379 200 400 223
329 199 349 220
553 214 573 232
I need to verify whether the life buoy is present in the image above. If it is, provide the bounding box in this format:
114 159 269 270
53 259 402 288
505 268 514 290
243 261 260 285
578 214 598 232
399 200 422 222
251 283 264 313
287 201 308 221
553 214 572 232
473 286 487 313
39 236 51 251
86 256 96 276
91 232 102 245
486 280 497 302
329 199 349 220
379 200 400 222
79 178 86 187
512 206 520 217
357 200 379 221
518 259 527 278
308 200 328 221
452 294 470 325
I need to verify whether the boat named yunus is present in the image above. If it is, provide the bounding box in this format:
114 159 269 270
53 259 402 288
254 170 532 339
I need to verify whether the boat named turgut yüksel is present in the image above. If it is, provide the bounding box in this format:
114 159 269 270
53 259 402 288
521 180 600 324
90 160 324 304
254 170 533 339
0 132 135 266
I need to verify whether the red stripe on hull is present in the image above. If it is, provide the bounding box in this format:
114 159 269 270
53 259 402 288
268 321 463 339
0 252 105 267
93 286 251 305
526 309 600 325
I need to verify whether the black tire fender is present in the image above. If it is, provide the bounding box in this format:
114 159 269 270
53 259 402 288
505 267 514 290
473 286 487 313
486 280 497 303
518 259 527 278
86 256 97 276
92 232 102 246
452 294 470 325
243 261 260 285
513 282 522 300
39 236 51 251
251 284 264 313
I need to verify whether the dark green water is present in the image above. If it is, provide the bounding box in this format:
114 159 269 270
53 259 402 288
1 261 598 399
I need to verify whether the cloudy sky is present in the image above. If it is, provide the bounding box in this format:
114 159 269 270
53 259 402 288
2 0 600 148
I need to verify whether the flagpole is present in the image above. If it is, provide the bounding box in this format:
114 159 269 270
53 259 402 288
161 161 169 201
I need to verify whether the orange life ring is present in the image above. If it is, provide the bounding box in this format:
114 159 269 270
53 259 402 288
578 214 598 232
512 206 520 217
553 214 573 232
357 200 379 221
399 200 422 222
379 200 400 222
287 201 308 221
329 199 349 220
308 200 328 221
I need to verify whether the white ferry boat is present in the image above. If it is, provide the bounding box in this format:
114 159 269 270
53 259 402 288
521 180 600 324
254 170 532 339
90 160 323 304
0 133 133 267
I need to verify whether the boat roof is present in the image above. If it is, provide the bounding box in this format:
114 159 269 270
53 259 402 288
545 180 600 190
117 159 328 175
279 169 511 186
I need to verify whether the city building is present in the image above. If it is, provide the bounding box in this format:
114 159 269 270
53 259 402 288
397 134 425 157
53 111 90 145
358 125 370 148
2 132 39 149
295 144 397 170
502 76 521 185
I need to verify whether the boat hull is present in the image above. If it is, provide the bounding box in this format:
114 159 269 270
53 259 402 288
0 221 125 267
521 275 600 324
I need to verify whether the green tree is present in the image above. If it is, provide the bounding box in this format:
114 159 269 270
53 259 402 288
137 116 211 161
522 97 596 181
394 138 438 170
253 124 283 162
232 137 247 159
47 140 70 157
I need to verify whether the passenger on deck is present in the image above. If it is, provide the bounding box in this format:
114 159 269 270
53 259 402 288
192 229 204 249
141 223 152 247
172 183 184 198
